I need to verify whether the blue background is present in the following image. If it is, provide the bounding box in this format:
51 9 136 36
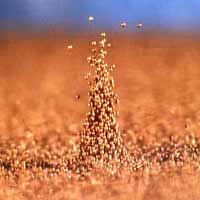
0 0 200 31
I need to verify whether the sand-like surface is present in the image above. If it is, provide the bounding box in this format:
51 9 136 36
0 32 200 199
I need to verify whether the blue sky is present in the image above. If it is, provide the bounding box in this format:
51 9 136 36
0 0 200 31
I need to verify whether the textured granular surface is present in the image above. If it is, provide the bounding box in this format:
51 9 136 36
0 33 200 199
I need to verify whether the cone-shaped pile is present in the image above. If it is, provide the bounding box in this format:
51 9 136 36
78 34 131 170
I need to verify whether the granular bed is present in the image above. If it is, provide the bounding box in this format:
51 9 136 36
0 33 200 180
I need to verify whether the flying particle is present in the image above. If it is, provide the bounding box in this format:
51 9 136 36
91 41 97 46
136 23 143 28
89 16 94 22
68 45 73 50
92 48 97 53
100 32 106 37
110 64 115 71
120 22 127 28
185 124 188 129
99 40 106 48
84 72 91 80
75 94 80 100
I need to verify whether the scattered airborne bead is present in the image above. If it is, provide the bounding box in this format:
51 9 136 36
91 41 97 46
100 32 106 37
136 23 143 28
88 16 94 22
75 94 80 100
68 45 73 50
121 22 127 28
